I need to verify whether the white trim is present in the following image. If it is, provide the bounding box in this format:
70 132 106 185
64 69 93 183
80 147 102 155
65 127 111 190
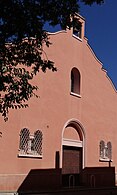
70 92 81 98
86 41 117 93
86 42 103 66
62 138 83 147
47 30 67 35
106 73 117 92
61 118 86 139
61 119 86 169
18 153 42 158
72 34 82 42
99 158 113 162
74 13 85 21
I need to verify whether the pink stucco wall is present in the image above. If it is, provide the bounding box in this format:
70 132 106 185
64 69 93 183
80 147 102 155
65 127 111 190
0 14 117 192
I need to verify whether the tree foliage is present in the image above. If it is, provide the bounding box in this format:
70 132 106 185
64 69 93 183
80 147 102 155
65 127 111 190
0 0 104 120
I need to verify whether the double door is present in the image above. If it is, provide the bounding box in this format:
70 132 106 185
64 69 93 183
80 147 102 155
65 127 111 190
62 145 82 187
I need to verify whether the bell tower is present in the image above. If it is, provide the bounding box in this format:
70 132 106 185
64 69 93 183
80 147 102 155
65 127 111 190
72 13 85 40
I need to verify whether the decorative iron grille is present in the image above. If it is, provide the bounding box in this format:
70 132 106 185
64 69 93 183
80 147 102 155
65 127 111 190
99 140 112 161
19 128 30 154
107 141 112 160
100 140 105 159
34 130 43 155
19 128 43 157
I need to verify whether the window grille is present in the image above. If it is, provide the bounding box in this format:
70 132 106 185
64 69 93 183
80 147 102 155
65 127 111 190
19 128 30 154
34 130 43 155
19 128 43 157
100 140 105 159
107 141 112 160
99 140 112 161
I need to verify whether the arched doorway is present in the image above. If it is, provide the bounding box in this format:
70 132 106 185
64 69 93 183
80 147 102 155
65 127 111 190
62 119 85 187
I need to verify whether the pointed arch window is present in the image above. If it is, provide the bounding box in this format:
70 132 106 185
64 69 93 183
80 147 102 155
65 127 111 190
19 128 43 158
71 67 81 96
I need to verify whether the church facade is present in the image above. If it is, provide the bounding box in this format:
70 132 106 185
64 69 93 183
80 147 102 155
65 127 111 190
0 14 117 193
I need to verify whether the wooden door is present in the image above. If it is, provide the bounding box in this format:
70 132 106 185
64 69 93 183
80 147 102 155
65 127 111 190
62 145 82 174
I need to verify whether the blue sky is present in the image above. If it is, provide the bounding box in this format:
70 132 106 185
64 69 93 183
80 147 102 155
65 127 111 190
79 0 117 89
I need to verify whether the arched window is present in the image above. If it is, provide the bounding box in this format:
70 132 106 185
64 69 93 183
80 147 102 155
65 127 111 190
100 140 105 159
34 130 43 155
107 141 112 160
71 67 80 95
99 140 112 161
19 128 43 157
19 128 30 155
73 20 82 39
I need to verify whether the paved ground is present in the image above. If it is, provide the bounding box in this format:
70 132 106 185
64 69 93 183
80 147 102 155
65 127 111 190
1 187 117 195
17 187 117 195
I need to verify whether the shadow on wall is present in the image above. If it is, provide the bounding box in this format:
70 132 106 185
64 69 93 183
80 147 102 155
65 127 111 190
79 167 115 188
17 151 62 194
17 150 115 194
17 168 62 194
17 167 115 194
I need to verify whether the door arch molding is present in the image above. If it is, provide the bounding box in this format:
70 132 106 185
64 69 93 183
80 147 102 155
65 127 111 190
61 118 85 169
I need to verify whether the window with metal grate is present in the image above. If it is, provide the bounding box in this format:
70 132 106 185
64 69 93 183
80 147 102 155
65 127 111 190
99 140 112 162
19 128 43 158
